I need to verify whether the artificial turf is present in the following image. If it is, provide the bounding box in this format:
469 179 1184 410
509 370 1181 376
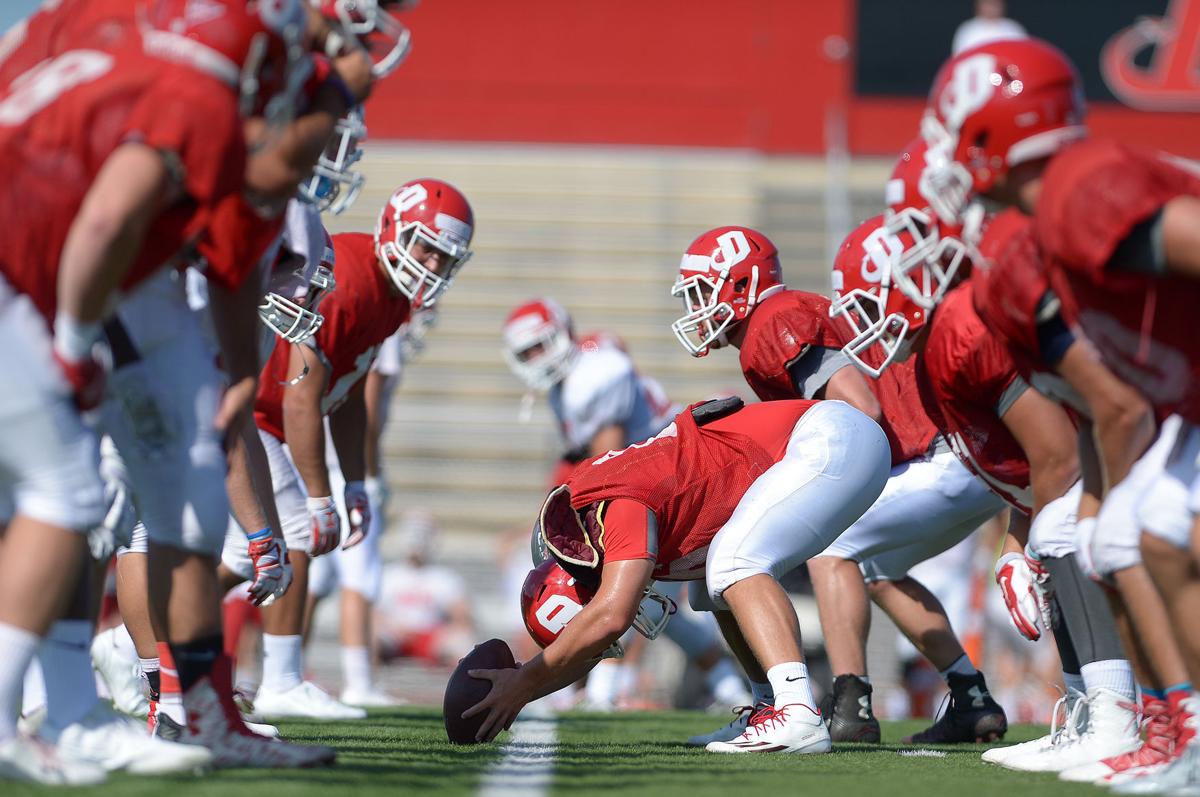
6 709 1106 796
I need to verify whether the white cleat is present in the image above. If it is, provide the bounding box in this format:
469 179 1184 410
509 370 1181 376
705 703 831 754
982 690 1085 766
244 720 280 739
1001 687 1139 773
0 733 106 785
183 675 335 769
91 628 150 717
254 681 367 721
39 701 212 776
687 703 768 747
340 686 405 708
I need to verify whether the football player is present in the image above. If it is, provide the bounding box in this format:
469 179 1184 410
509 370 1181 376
834 212 1140 773
219 179 475 720
502 298 752 714
670 224 1005 744
0 0 322 782
469 397 890 751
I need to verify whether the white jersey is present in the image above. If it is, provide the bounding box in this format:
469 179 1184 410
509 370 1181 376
548 344 678 454
377 562 467 636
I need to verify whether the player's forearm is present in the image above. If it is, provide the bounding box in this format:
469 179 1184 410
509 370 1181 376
525 654 598 702
227 417 284 540
363 370 387 478
58 143 170 324
283 396 332 497
329 385 367 483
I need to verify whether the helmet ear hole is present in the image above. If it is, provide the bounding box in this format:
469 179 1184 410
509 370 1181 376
734 277 749 293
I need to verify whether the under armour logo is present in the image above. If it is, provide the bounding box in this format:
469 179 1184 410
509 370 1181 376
967 685 986 709
858 694 872 720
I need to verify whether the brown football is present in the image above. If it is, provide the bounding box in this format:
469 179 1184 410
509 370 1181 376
442 638 518 744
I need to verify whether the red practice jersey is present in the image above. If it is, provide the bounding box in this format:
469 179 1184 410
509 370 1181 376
0 43 243 324
737 289 936 465
196 194 287 293
567 400 819 581
1036 138 1200 423
917 284 1033 513
255 233 412 440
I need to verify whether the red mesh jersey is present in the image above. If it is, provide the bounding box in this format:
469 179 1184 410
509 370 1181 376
567 400 818 581
255 233 411 440
737 289 936 465
917 284 1032 513
1038 139 1200 423
196 194 286 293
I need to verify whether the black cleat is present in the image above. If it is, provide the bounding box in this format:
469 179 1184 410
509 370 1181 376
153 713 185 742
903 671 1008 744
824 674 882 743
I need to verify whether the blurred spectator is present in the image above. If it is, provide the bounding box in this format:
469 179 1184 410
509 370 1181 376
374 510 475 667
952 0 1026 54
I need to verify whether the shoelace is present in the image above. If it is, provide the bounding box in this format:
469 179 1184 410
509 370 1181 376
1051 692 1090 749
746 705 789 737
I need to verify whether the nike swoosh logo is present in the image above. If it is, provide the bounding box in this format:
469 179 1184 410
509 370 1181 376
785 676 806 682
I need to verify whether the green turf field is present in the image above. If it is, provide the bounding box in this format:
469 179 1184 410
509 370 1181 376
4 709 1107 796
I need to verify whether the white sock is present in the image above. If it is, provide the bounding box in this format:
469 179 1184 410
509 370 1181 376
1081 659 1136 701
706 658 750 706
138 657 160 677
750 680 774 706
22 659 46 717
585 661 622 708
939 653 979 681
38 620 98 730
767 662 816 709
341 646 372 694
1063 671 1085 694
0 623 39 741
261 634 303 692
159 691 186 725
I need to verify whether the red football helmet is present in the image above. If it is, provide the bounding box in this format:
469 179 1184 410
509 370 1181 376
829 215 930 377
141 0 311 127
880 138 974 315
502 298 578 392
259 228 336 344
374 178 474 309
317 0 413 77
921 37 1087 224
671 226 785 357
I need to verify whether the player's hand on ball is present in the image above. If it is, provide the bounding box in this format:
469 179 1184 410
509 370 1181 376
462 667 531 743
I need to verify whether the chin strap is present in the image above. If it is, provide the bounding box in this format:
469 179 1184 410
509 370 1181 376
279 345 312 386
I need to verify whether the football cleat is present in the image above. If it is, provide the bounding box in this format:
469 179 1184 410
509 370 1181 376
1059 693 1182 784
90 628 150 717
0 733 106 785
686 703 770 747
1000 687 1139 772
181 663 336 769
824 674 881 743
39 701 212 775
982 688 1085 765
340 686 405 708
705 703 831 754
253 681 367 721
1110 718 1200 795
903 672 1007 744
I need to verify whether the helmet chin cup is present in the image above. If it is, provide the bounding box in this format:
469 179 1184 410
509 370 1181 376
842 312 911 379
670 274 734 357
632 585 677 640
919 116 974 226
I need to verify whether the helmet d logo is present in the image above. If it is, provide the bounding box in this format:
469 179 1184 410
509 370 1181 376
1102 0 1200 111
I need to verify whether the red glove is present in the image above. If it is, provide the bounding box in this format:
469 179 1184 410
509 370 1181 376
53 351 105 411
342 480 370 550
996 552 1042 641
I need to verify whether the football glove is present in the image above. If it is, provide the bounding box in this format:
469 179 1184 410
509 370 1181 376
306 496 341 556
246 528 292 606
995 552 1043 641
343 480 371 549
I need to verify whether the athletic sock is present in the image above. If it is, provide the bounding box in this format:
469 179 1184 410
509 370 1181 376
938 653 978 682
341 646 372 695
750 680 774 706
139 657 161 699
38 619 98 730
0 623 39 741
261 633 304 693
169 635 223 693
155 643 185 725
22 659 46 717
1081 659 1136 701
767 662 816 709
1141 685 1167 701
706 658 750 706
1063 671 1085 694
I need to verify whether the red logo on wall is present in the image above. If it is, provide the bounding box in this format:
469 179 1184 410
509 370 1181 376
1101 0 1200 110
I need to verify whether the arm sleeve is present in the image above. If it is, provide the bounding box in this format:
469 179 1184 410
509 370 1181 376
597 499 656 564
996 374 1031 418
786 345 852 400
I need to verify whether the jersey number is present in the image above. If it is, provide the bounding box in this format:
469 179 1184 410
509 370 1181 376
0 50 113 126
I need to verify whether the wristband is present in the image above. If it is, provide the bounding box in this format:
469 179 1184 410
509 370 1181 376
247 527 272 542
54 313 101 360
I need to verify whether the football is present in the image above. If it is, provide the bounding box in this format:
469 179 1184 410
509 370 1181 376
442 638 518 744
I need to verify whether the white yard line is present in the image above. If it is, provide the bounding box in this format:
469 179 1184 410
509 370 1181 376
476 700 558 797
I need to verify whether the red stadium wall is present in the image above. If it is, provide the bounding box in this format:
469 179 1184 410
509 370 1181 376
365 0 1200 157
